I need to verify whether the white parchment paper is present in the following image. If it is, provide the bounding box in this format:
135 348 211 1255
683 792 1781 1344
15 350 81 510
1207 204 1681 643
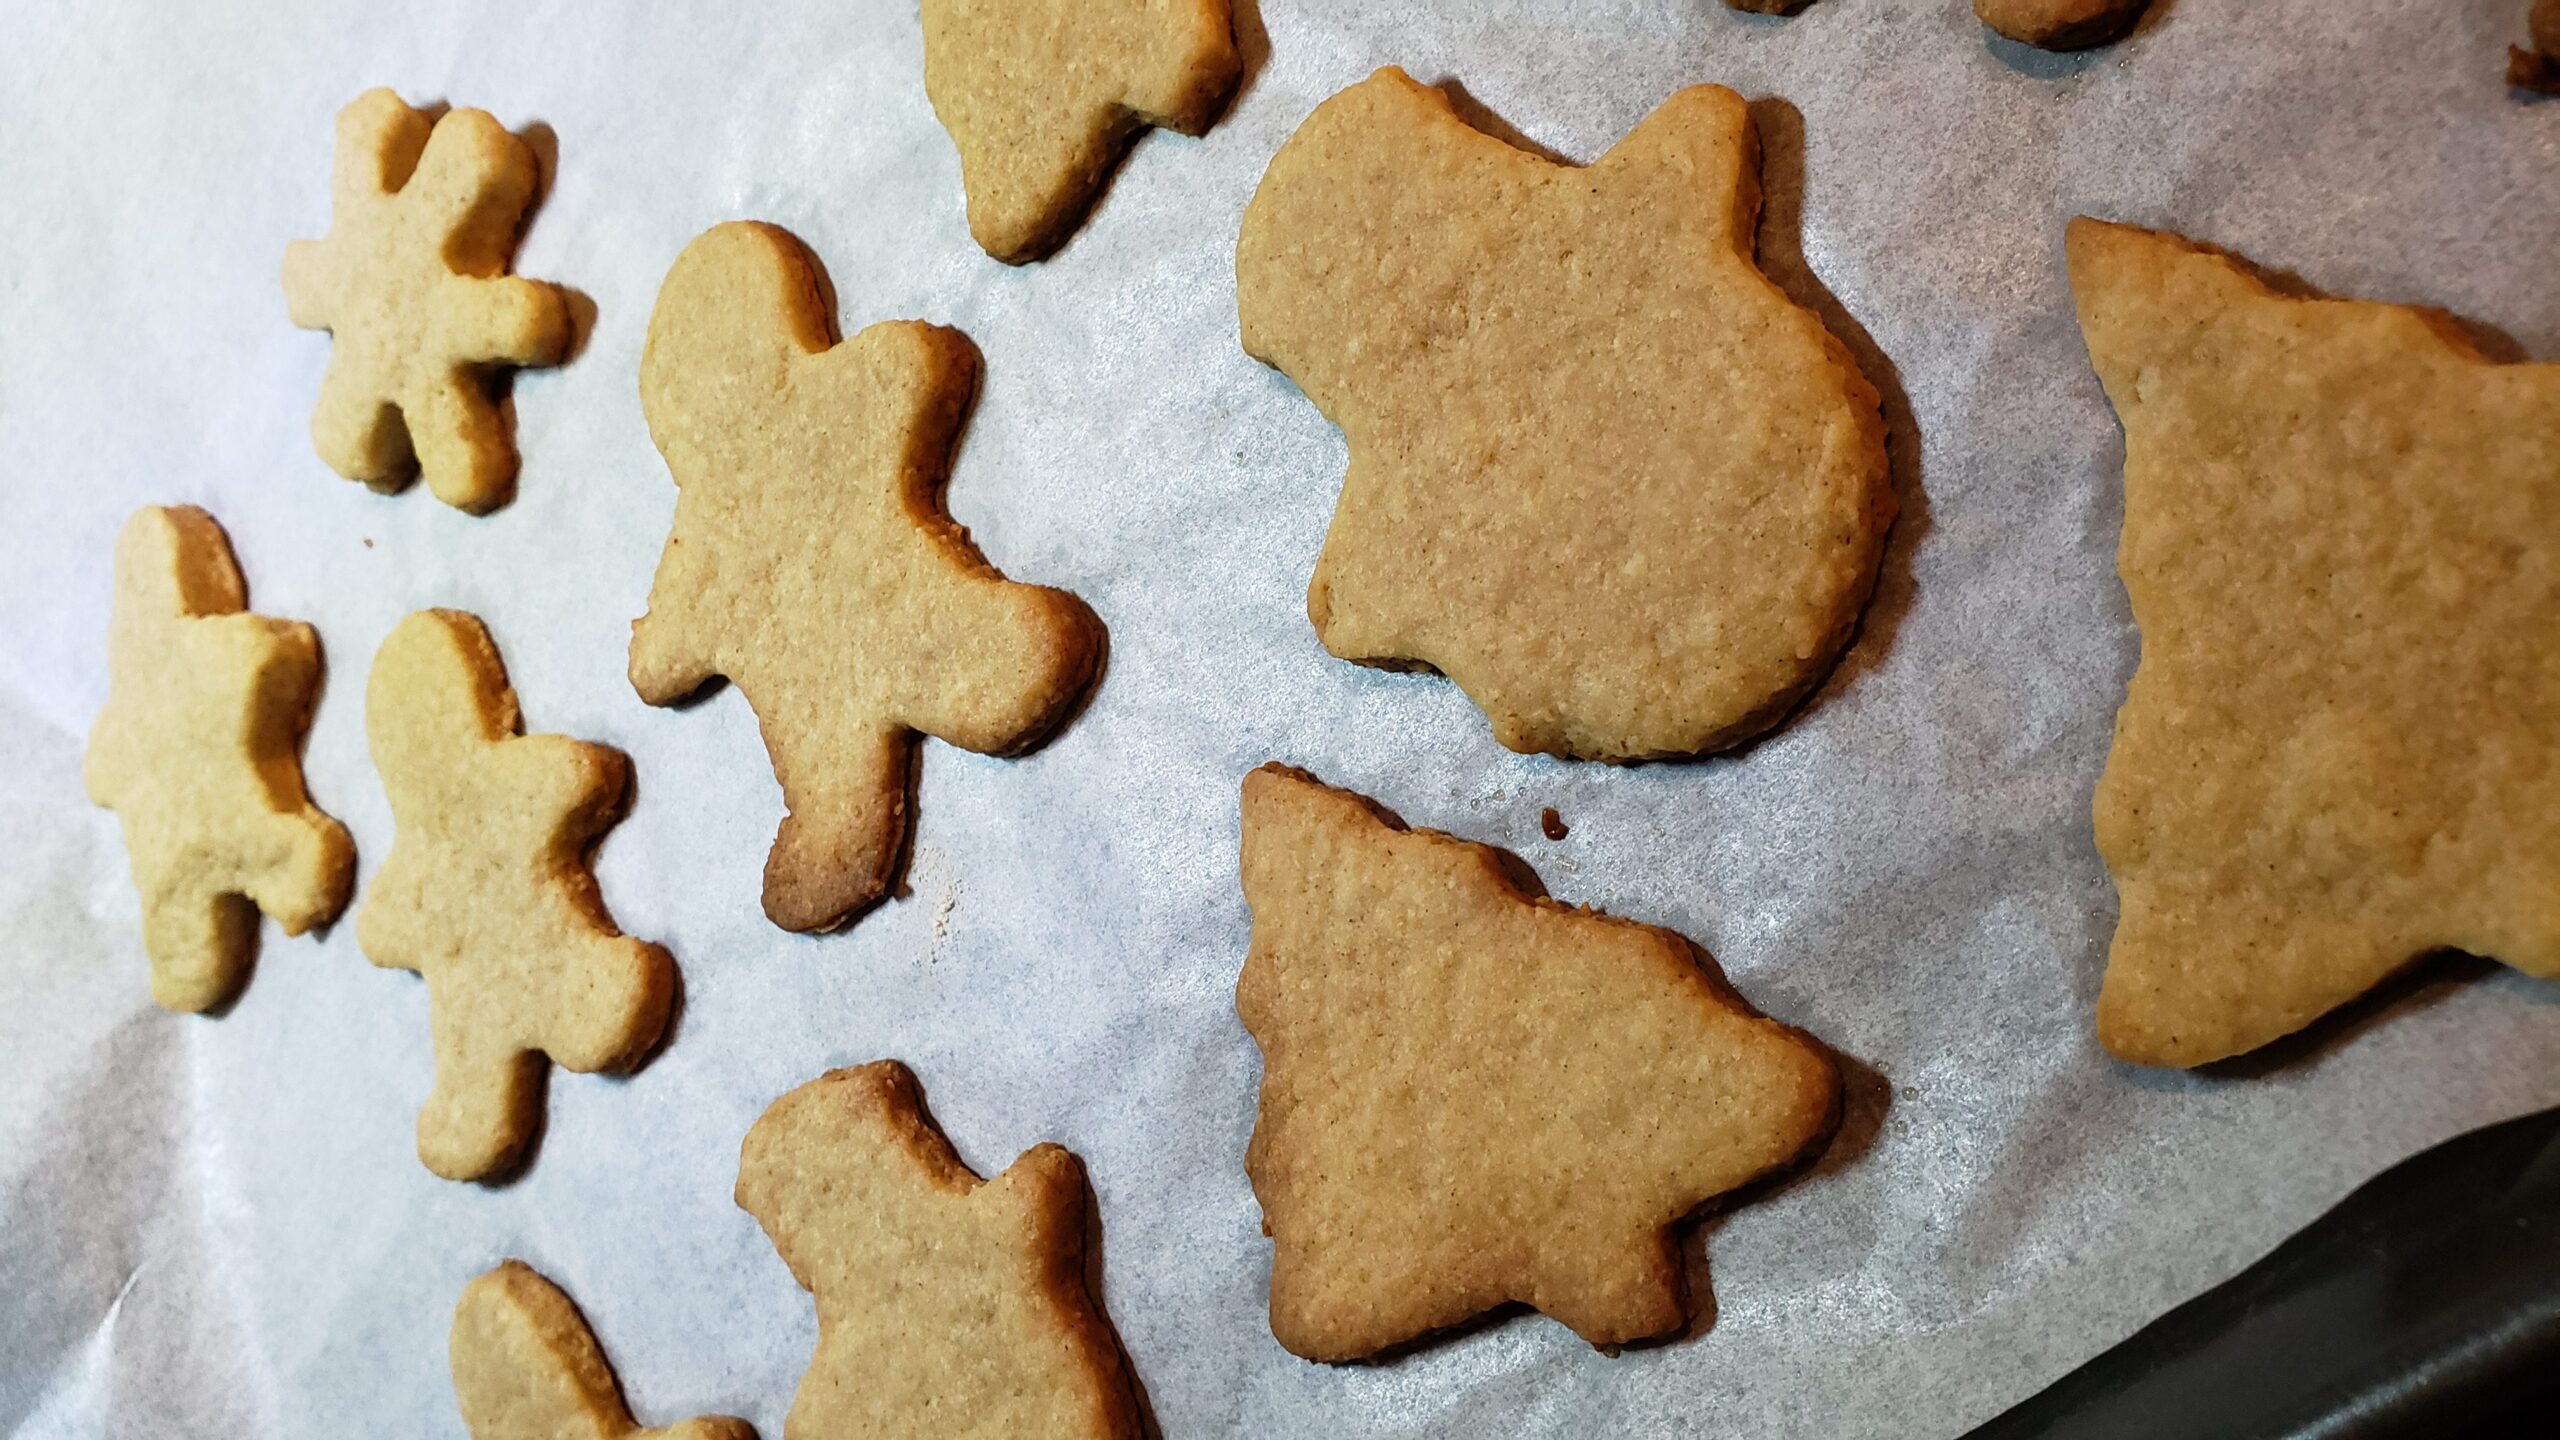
5 1 2558 1435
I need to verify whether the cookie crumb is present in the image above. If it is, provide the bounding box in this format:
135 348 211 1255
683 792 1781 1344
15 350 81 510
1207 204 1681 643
1539 807 1568 841
362 536 374 548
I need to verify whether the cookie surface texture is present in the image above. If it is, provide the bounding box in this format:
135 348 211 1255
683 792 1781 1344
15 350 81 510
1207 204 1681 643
1236 69 1892 760
2070 218 2560 1068
84 505 353 1013
735 1062 1140 1440
631 221 1100 933
922 0 1240 263
1234 763 1839 1360
360 610 674 1180
451 1261 755 1440
282 88 569 512
1974 0 2151 49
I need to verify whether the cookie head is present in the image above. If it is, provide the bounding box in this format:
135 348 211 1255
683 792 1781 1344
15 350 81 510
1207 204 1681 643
451 1260 756 1440
1237 69 1892 760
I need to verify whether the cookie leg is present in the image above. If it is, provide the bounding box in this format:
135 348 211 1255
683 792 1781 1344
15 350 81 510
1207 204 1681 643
308 351 414 489
420 1009 543 1180
1530 1229 1686 1348
759 721 913 933
404 369 518 513
243 808 350 937
139 883 256 1013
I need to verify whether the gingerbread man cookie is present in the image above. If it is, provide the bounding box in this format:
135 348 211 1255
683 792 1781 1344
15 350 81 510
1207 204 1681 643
283 89 569 512
84 505 353 1013
922 0 1241 263
2070 218 2560 1067
736 1062 1140 1439
360 610 674 1180
1237 70 1892 760
1236 764 1839 1359
1975 0 2152 50
631 221 1101 933
451 1261 755 1440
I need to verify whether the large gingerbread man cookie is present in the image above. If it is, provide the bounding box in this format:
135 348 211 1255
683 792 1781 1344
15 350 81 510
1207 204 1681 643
282 89 569 513
736 1062 1140 1439
85 505 354 1013
1237 69 1892 760
631 221 1101 933
923 0 1241 263
360 610 675 1180
2070 218 2560 1066
1236 764 1839 1359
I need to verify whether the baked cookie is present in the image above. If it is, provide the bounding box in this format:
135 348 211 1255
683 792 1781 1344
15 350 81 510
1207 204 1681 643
922 0 1240 263
1236 69 1892 760
360 610 675 1180
1975 0 2151 49
282 89 569 512
451 1261 755 1440
631 221 1100 933
2070 218 2560 1067
1235 764 1839 1359
84 505 353 1013
736 1062 1139 1439
2513 0 2560 93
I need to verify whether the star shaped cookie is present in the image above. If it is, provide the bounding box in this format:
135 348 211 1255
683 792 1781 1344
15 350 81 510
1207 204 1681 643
1235 764 1839 1359
359 610 675 1180
736 1062 1140 1439
922 0 1240 263
450 1261 754 1440
1237 69 1893 760
84 505 353 1013
2071 218 2560 1066
630 221 1101 933
283 89 568 512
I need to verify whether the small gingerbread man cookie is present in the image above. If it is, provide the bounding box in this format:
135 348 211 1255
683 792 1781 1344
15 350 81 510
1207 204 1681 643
736 1062 1140 1439
451 1261 755 1440
631 221 1101 933
1236 764 1839 1359
359 610 674 1180
2070 218 2560 1066
1237 70 1892 760
922 0 1241 263
85 505 353 1013
283 89 569 512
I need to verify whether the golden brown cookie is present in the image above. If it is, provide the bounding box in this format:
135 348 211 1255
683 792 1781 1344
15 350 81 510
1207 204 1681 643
922 0 1241 263
451 1260 755 1440
1235 764 1840 1360
84 505 354 1013
630 221 1100 933
1975 0 2151 49
2069 218 2560 1068
282 88 569 513
1236 69 1891 761
736 1062 1140 1439
2512 0 2560 92
360 610 674 1180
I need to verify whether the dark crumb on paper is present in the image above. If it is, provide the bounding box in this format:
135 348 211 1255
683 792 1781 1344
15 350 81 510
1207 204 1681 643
1540 807 1568 842
362 536 374 549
